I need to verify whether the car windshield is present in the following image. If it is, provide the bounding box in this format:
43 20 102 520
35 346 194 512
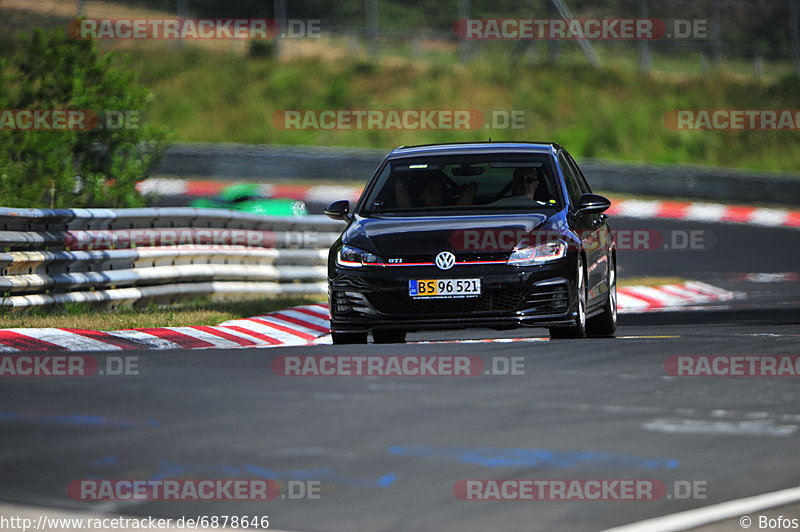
359 154 562 216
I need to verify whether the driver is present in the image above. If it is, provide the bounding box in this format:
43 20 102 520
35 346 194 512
512 167 540 200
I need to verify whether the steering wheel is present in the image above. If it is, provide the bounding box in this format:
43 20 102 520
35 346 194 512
493 181 514 202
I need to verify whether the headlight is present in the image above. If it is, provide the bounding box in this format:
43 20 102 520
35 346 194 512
507 241 567 266
336 244 384 268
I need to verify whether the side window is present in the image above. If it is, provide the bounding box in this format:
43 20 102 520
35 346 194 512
565 152 592 194
558 152 582 208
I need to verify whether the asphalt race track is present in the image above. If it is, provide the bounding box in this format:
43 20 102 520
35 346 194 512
1 217 799 532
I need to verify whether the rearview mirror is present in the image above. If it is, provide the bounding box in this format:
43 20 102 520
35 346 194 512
325 200 351 221
451 165 485 176
577 193 611 215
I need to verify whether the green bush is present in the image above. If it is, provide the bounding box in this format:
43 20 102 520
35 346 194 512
0 28 172 208
248 39 277 59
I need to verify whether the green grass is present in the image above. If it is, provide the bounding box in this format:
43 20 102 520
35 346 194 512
0 295 323 330
116 46 800 174
619 276 688 288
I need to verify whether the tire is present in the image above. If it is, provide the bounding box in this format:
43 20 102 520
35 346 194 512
331 331 368 344
549 256 587 339
372 329 407 344
587 254 617 337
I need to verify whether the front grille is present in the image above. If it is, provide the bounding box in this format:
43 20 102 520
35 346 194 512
492 290 525 311
386 252 510 264
367 289 522 315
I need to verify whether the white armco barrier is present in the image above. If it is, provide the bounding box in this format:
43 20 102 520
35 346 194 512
0 207 343 308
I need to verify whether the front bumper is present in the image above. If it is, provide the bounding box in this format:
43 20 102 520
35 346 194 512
329 262 578 333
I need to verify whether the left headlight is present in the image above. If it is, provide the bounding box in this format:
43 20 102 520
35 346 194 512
336 244 384 268
507 241 567 266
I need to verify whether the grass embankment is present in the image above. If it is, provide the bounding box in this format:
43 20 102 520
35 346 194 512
3 1 800 173
0 295 322 330
126 49 800 174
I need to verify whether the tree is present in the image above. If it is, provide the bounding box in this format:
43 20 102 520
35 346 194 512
0 28 172 208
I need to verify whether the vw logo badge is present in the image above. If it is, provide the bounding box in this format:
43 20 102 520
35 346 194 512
435 251 456 270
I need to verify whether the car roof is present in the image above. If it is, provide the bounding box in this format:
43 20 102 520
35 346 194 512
387 141 562 158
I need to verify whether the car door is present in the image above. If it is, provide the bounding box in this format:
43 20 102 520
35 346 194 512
559 150 610 308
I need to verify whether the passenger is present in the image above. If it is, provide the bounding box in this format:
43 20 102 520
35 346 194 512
394 176 413 208
421 175 446 207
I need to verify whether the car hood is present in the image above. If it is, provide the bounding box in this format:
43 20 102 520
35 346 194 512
343 212 563 256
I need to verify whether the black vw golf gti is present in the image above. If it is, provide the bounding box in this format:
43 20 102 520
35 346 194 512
325 142 616 343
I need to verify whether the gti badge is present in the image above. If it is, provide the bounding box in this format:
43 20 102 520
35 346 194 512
435 251 456 270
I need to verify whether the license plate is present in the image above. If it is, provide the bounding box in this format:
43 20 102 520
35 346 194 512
408 279 481 298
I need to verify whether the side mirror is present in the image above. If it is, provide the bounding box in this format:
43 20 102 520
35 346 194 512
325 200 351 221
576 193 611 215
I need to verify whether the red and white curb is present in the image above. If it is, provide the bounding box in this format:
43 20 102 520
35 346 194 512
138 179 800 230
616 281 742 312
607 198 800 229
0 282 740 352
0 304 330 352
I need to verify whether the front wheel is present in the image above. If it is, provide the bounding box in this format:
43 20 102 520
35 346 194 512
586 255 617 337
331 331 368 344
549 256 587 340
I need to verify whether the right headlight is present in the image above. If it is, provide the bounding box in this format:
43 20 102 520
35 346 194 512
336 244 384 268
506 241 567 266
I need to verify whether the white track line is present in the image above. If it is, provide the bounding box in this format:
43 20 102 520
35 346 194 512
603 485 800 532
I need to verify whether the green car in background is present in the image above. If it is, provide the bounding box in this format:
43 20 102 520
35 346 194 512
191 183 308 216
